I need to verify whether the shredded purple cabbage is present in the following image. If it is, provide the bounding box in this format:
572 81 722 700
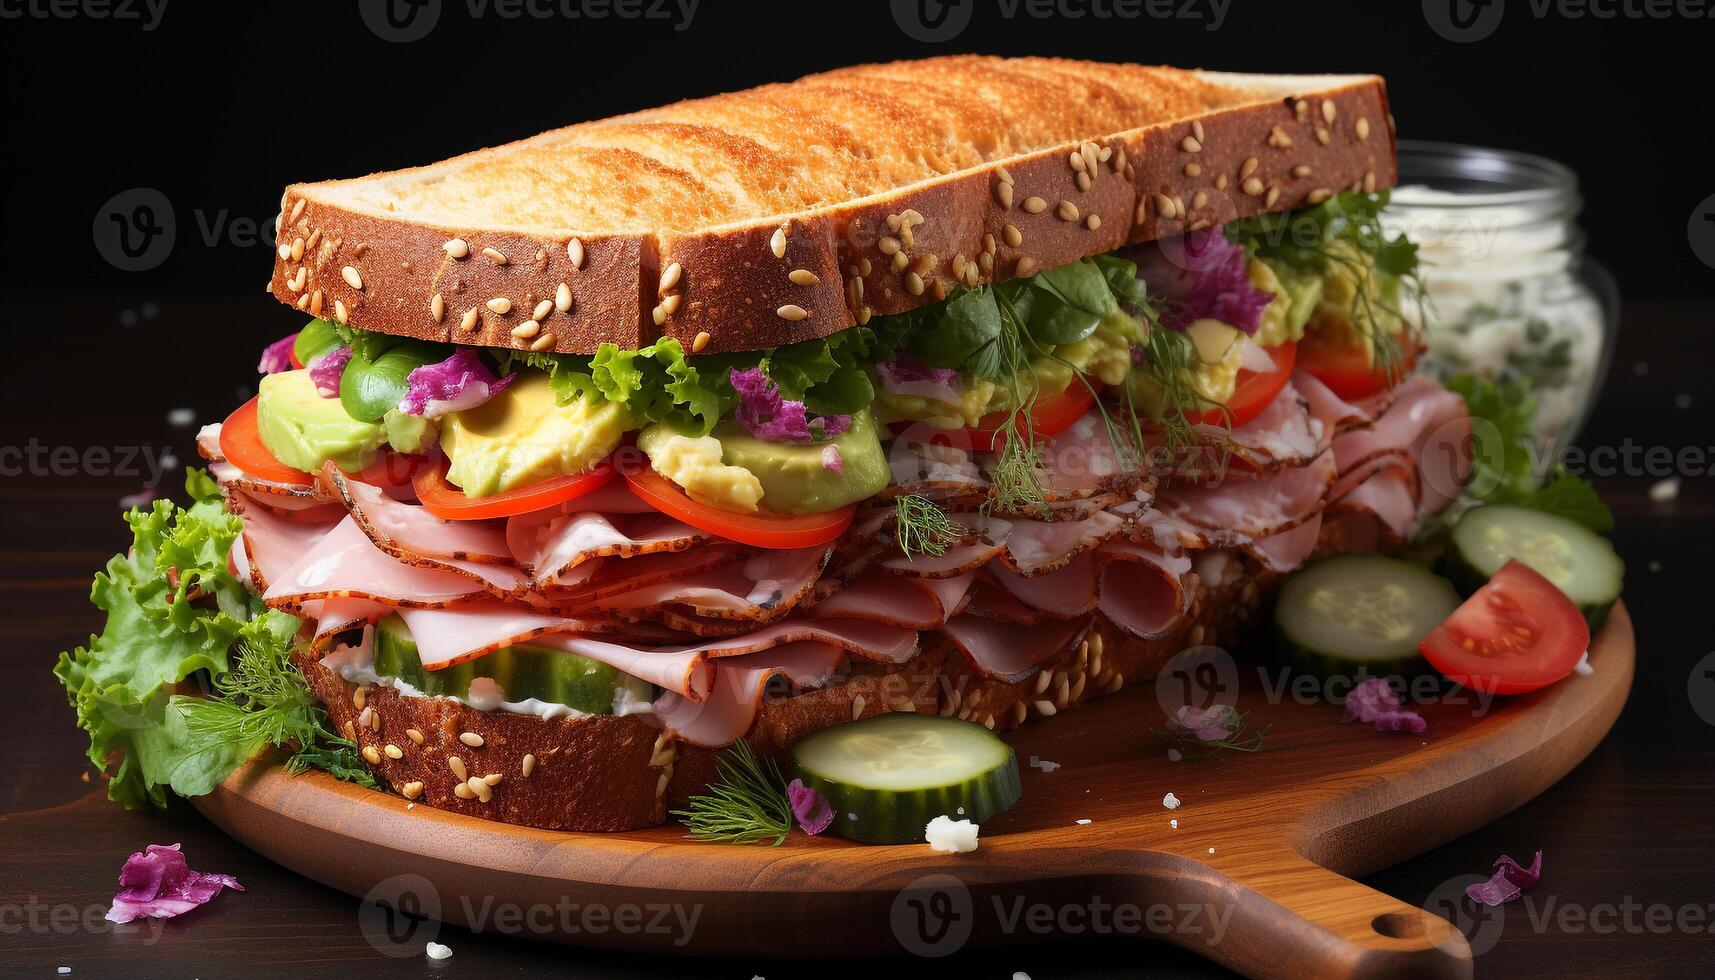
398 348 515 418
729 367 849 443
875 357 965 406
1131 227 1275 335
257 334 297 375
1342 677 1427 733
786 778 835 836
821 444 844 474
1466 851 1542 906
106 843 243 924
308 346 352 399
1172 704 1241 742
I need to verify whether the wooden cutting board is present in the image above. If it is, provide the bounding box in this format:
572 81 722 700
193 604 1633 979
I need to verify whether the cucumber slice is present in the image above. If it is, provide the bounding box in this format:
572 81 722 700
791 713 1021 844
371 614 651 713
1274 555 1461 678
1448 504 1623 629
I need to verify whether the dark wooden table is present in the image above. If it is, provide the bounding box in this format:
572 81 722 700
3 295 1711 978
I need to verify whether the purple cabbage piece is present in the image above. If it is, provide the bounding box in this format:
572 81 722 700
1466 851 1543 907
821 445 844 474
308 346 353 399
257 334 297 375
1342 677 1427 734
398 348 515 418
729 367 849 443
1131 227 1275 335
875 358 965 406
786 779 834 836
106 843 243 924
1172 704 1240 743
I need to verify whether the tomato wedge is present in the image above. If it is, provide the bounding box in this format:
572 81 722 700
413 454 616 521
1419 560 1590 695
963 383 1097 448
623 465 854 549
1298 331 1418 401
218 397 315 485
1186 341 1296 428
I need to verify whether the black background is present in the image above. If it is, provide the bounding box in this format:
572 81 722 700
3 3 1713 979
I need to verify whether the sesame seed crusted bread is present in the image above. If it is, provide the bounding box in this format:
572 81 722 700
268 56 1396 356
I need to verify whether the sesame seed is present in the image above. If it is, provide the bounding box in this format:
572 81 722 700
485 297 511 314
309 290 323 317
997 166 1014 185
1363 171 1378 194
296 294 311 311
851 695 866 721
1291 164 1312 178
306 228 322 251
1268 126 1293 148
891 251 909 273
1265 185 1281 208
951 254 967 278
384 744 403 760
566 237 585 268
1069 150 1086 172
1075 172 1092 193
361 745 381 765
430 293 445 323
1035 671 1052 694
1192 120 1206 142
1033 700 1057 717
511 320 540 339
459 731 484 748
1023 196 1047 214
878 236 901 255
453 783 475 800
554 282 572 312
905 272 925 296
1240 157 1259 179
1192 190 1208 210
522 753 537 777
995 181 1014 209
911 252 936 276
1003 223 1022 248
1155 193 1177 219
482 246 507 265
1306 188 1333 204
529 332 555 351
353 687 366 710
770 227 788 259
978 252 994 275
1085 214 1101 230
401 781 424 799
902 208 924 226
1216 174 1230 190
467 777 491 801
1181 136 1202 153
483 773 502 786
290 237 305 262
789 268 819 286
459 307 479 332
531 298 553 321
288 267 306 292
858 258 872 277
1322 100 1338 124
658 261 682 294
1183 162 1202 178
340 265 362 290
776 304 809 321
334 299 348 324
289 198 305 222
406 728 424 745
1056 200 1079 222
448 756 467 780
1315 127 1331 146
692 331 711 353
1014 256 1038 277
1242 176 1266 197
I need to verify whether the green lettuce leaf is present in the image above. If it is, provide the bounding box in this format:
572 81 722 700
1443 374 1613 533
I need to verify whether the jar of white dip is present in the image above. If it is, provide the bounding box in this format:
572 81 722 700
1384 142 1618 450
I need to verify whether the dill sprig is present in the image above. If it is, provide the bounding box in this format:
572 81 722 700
671 741 793 846
895 494 964 559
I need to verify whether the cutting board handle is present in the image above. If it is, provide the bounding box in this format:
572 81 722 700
1132 851 1473 980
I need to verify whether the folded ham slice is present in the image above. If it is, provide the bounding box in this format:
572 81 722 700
263 516 483 610
1096 537 1192 639
227 493 342 593
809 572 957 629
1243 510 1326 573
1333 376 1470 514
990 552 1099 618
939 613 1092 683
508 508 708 587
308 596 391 649
324 467 513 565
585 546 827 622
998 511 1126 575
653 641 848 746
878 514 1012 578
1154 449 1337 539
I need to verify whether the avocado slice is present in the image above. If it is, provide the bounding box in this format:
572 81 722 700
711 409 891 514
372 614 652 713
255 369 388 473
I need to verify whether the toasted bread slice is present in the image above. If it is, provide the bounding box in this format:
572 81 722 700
269 56 1395 355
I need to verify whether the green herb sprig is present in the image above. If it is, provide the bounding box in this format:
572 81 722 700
894 494 965 560
672 741 794 846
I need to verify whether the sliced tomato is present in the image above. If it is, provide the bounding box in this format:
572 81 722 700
288 350 304 370
1419 560 1590 695
218 397 315 485
1185 341 1297 428
623 465 854 549
348 451 432 494
1299 331 1418 401
413 454 615 521
963 383 1097 448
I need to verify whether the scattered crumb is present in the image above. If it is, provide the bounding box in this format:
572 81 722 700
955 806 965 815
1650 477 1681 502
1014 973 1032 980
925 815 980 854
1162 792 1181 810
1573 652 1594 676
1208 847 1216 855
1167 748 1183 762
167 407 196 426
159 453 179 471
1649 560 1662 573
426 942 452 961
1074 818 1092 825
1028 755 1061 773
58 969 71 976
1170 819 1179 829
406 803 416 810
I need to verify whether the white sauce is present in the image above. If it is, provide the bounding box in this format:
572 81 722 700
328 647 654 721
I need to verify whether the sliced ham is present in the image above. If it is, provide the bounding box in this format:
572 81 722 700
508 508 708 586
998 511 1125 575
1096 537 1192 639
810 572 945 629
990 552 1099 618
1294 370 1378 435
1038 411 1146 499
536 545 744 606
228 493 342 593
588 547 826 622
652 641 848 746
212 461 330 511
1328 468 1419 542
324 467 513 565
939 613 1091 683
1243 511 1325 573
1154 449 1337 539
1332 376 1470 513
309 596 391 649
878 514 1012 578
262 516 483 610
1207 381 1324 467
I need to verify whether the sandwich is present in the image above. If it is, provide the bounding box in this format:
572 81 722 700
57 56 1478 836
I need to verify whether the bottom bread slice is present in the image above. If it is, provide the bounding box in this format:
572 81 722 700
294 553 1283 833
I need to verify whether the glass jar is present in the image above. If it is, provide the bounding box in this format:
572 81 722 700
1383 142 1618 451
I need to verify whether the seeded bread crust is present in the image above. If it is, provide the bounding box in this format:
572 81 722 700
267 57 1396 355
